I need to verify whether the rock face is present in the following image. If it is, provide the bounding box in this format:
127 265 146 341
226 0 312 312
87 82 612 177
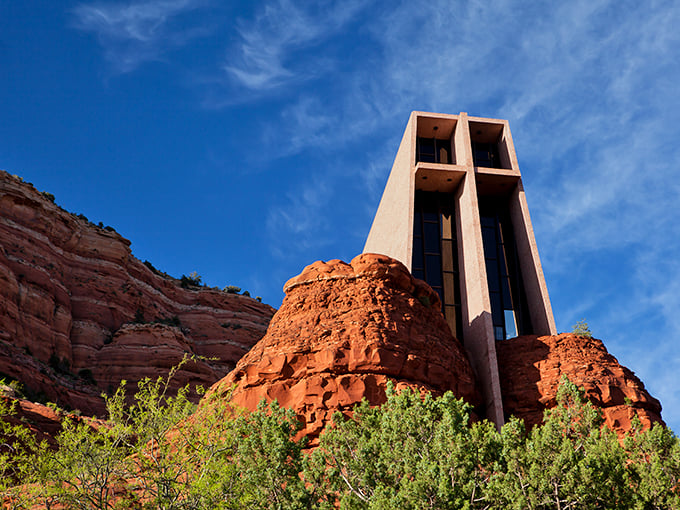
0 169 665 443
1 392 64 448
496 334 663 435
204 253 480 445
0 171 275 415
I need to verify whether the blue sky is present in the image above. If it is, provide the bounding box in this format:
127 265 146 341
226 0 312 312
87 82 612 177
2 0 679 432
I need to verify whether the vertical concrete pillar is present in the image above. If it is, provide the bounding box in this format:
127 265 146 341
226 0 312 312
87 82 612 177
454 114 505 426
508 183 557 335
364 111 556 428
363 114 417 266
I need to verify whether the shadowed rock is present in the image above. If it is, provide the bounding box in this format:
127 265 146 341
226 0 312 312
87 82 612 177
496 333 663 436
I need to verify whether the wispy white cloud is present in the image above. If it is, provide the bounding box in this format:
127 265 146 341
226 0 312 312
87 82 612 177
224 0 369 91
72 0 680 426
265 177 333 257
249 0 680 428
72 0 209 72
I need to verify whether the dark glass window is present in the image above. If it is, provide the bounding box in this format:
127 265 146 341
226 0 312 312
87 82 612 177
425 255 443 287
479 199 532 340
472 141 501 168
412 244 423 272
413 211 422 236
424 223 440 252
417 137 451 164
417 137 436 162
412 191 463 339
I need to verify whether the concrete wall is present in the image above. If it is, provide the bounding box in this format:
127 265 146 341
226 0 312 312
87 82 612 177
363 110 556 427
454 171 505 426
508 183 557 335
363 113 416 266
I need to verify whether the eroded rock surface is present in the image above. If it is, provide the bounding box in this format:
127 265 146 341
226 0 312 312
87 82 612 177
496 333 663 436
0 171 275 414
0 393 64 448
204 253 480 444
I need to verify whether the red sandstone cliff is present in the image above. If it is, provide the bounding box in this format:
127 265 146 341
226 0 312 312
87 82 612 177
496 333 663 436
203 254 661 442
0 171 275 415
0 170 664 442
203 253 480 445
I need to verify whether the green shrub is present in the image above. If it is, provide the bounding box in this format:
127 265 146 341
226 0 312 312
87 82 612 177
2 371 677 509
157 315 181 328
571 319 593 338
48 354 70 375
133 308 145 324
40 191 55 203
77 369 95 385
180 272 202 288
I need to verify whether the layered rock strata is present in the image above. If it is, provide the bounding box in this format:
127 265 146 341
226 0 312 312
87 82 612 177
0 171 275 414
204 253 480 445
496 333 663 436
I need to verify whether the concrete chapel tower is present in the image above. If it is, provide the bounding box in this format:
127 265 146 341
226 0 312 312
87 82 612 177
364 111 557 425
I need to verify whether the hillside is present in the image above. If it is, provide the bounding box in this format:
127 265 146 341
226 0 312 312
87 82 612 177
0 171 275 415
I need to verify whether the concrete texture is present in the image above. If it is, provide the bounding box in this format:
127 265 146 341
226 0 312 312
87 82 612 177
363 111 556 426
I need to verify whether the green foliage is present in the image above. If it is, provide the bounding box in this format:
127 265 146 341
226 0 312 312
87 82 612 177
134 308 145 323
49 353 71 374
40 190 55 203
571 319 593 338
306 384 499 509
0 377 24 399
230 400 310 509
181 272 203 288
143 260 172 279
417 295 431 307
78 368 96 385
29 414 131 509
157 315 182 328
0 398 43 496
221 322 242 330
224 285 241 294
488 376 632 508
2 372 679 509
625 419 680 509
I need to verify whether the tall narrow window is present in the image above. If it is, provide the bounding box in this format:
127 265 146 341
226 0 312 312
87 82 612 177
479 200 532 340
412 191 462 339
472 141 501 168
417 137 451 164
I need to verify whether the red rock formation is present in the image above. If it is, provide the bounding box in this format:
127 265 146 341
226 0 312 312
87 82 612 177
0 171 275 414
204 253 480 445
496 333 663 436
0 392 64 449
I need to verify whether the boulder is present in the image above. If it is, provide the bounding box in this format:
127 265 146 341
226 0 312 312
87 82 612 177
496 333 663 436
204 253 480 445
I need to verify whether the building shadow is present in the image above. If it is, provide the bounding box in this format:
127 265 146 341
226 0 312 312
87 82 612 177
494 334 550 428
